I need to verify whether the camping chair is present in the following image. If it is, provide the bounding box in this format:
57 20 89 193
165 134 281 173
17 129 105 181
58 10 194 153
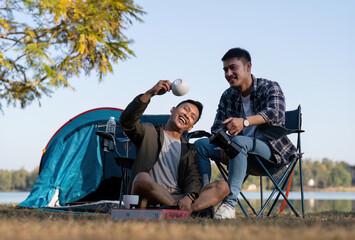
96 114 170 208
187 105 305 218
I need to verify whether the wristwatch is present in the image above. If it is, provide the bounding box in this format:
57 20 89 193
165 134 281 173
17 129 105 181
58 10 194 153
243 117 250 127
186 193 196 203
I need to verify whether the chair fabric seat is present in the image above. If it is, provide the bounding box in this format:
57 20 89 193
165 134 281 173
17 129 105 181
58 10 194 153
246 155 284 176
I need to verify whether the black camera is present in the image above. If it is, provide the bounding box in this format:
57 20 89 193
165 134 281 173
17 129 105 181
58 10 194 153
209 123 242 159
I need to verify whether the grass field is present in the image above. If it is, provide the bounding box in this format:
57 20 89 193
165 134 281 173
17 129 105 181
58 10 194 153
1 205 354 240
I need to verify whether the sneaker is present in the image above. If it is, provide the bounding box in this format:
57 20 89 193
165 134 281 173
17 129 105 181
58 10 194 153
214 203 236 219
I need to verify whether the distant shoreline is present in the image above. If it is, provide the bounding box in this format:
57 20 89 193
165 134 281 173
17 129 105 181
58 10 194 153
303 186 355 192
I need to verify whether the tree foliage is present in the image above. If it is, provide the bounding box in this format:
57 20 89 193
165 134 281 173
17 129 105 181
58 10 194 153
0 167 38 191
0 170 12 190
0 0 145 110
11 168 27 190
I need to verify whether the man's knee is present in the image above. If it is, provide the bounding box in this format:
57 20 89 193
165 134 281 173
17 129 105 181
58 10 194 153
231 136 254 152
206 180 230 197
132 172 153 193
216 180 230 196
194 138 209 151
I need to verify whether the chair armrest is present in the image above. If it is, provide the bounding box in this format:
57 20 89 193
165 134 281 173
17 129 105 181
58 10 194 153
258 124 302 139
96 131 115 140
186 130 211 141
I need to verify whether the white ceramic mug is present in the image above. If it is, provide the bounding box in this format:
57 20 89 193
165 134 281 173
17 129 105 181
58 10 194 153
122 195 139 209
172 79 190 96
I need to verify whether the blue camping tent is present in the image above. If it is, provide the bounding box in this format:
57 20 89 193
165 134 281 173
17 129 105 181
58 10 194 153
19 108 124 208
19 108 170 208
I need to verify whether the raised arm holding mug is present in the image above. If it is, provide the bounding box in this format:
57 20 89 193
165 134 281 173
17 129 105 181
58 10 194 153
119 80 229 215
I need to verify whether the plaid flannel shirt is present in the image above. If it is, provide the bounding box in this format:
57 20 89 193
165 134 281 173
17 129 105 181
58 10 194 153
212 75 296 165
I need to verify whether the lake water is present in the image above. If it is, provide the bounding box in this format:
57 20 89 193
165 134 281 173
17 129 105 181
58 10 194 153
240 191 355 200
0 192 31 205
1 191 355 213
238 191 355 214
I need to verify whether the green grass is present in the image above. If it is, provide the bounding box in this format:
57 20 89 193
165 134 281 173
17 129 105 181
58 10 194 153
1 204 354 240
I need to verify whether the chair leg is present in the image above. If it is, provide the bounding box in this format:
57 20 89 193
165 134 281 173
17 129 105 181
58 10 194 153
267 161 297 216
256 167 295 218
257 189 281 218
237 198 249 218
255 157 300 217
240 191 258 215
119 179 124 208
297 130 305 218
260 176 263 212
299 156 305 218
124 168 129 194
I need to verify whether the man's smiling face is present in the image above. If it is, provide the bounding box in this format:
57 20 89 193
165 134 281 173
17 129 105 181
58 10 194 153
223 57 251 88
170 102 199 132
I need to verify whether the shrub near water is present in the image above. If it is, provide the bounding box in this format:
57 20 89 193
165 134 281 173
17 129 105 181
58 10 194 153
1 205 355 240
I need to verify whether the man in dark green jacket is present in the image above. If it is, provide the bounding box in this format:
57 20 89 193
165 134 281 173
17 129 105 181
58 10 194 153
119 80 229 213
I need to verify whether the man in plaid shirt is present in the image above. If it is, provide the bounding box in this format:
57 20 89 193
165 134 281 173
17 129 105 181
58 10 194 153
195 47 296 219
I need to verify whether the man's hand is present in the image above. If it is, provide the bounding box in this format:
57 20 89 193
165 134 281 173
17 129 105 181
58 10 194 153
140 80 171 103
177 196 193 212
222 117 244 137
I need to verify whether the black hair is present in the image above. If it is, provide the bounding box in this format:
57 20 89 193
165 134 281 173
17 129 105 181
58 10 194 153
221 47 251 64
176 99 203 123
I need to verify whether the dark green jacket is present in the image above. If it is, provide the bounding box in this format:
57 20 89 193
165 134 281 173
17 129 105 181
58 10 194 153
119 95 201 196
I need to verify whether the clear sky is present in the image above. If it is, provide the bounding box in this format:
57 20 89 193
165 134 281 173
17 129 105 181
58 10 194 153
1 0 354 171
